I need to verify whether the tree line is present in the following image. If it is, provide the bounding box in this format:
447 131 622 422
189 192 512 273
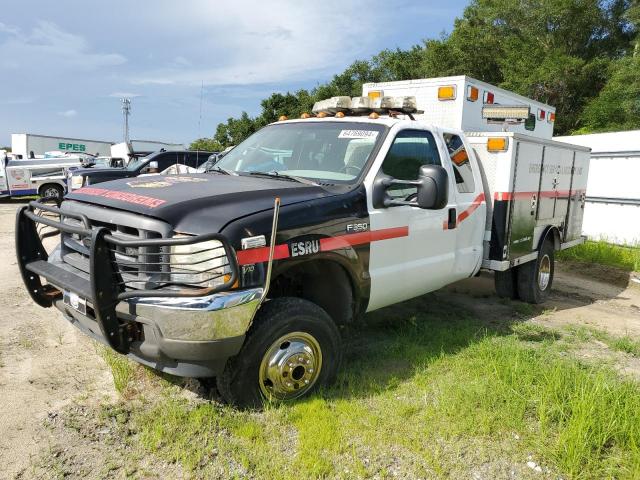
191 0 639 151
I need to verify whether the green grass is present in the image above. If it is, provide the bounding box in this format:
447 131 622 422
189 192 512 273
558 239 640 272
112 297 640 479
566 325 640 358
99 347 135 393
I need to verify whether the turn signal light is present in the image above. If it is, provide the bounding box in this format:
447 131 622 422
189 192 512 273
487 137 509 152
438 86 456 101
467 86 479 102
483 91 495 104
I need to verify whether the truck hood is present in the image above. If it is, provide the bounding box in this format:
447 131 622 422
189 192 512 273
66 173 333 233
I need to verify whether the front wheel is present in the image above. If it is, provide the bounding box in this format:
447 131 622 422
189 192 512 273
217 297 341 408
517 240 555 304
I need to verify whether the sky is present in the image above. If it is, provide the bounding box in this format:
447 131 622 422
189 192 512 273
0 0 468 148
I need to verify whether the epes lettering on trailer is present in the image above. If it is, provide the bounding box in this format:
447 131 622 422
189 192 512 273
290 239 320 257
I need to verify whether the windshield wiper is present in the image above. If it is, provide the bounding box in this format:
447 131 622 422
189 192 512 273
248 171 319 186
208 166 235 175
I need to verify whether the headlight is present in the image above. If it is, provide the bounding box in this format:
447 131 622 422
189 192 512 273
70 175 84 190
170 239 230 288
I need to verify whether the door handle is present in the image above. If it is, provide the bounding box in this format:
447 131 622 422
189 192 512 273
448 208 457 230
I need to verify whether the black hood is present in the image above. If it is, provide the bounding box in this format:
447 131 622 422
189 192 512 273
75 167 134 181
66 173 334 233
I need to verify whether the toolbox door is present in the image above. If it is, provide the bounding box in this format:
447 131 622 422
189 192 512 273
507 140 542 258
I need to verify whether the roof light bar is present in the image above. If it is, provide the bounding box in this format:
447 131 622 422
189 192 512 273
312 95 419 116
482 105 531 121
311 96 351 114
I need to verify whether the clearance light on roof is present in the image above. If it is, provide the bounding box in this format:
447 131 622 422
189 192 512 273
483 91 495 104
278 115 288 121
438 85 456 101
487 137 509 152
482 105 531 121
367 90 383 100
467 86 479 102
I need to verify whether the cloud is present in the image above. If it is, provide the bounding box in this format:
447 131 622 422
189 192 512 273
58 109 78 117
129 0 378 86
0 20 126 71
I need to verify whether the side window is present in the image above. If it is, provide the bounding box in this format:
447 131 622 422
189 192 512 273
157 153 178 173
187 152 205 168
380 129 440 199
443 133 475 194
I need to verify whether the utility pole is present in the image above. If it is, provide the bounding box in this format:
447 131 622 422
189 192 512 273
121 98 131 144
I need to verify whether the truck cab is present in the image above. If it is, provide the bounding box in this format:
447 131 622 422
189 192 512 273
16 77 590 407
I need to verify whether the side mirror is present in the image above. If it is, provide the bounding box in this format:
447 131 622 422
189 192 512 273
415 164 449 209
372 164 449 210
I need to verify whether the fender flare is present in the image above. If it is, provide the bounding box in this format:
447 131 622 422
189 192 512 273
538 225 561 252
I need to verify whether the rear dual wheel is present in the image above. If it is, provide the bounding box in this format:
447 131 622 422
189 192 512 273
494 239 555 304
217 297 341 408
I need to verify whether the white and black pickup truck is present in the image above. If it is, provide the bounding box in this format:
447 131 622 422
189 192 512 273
16 77 590 407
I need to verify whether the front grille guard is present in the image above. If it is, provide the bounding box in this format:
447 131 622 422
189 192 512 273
16 199 239 353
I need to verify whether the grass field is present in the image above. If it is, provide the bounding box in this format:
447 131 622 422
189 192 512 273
557 239 640 272
101 295 640 479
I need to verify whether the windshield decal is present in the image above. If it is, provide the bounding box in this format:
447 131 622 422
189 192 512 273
338 130 379 139
75 187 166 208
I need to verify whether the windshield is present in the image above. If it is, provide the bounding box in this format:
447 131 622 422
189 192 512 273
215 121 386 183
126 155 151 171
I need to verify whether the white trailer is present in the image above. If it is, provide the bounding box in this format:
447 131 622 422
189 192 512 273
11 134 113 159
554 130 640 245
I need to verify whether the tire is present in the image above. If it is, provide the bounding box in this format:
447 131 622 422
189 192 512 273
517 240 555 304
39 184 63 200
217 297 342 408
494 268 519 299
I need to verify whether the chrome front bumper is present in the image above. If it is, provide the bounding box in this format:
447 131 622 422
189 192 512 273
125 287 263 341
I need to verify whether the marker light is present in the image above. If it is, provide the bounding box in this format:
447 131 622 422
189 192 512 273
438 86 456 101
538 109 546 120
483 91 495 104
367 90 383 100
335 111 345 118
467 86 479 102
482 105 531 121
368 112 379 119
278 115 288 121
487 137 509 152
548 112 556 123
300 112 311 119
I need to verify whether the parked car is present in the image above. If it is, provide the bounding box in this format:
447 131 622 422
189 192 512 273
68 150 213 191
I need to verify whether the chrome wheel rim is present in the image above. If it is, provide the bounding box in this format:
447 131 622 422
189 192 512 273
538 254 551 290
259 331 322 401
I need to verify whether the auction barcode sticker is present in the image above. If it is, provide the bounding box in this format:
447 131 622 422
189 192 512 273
338 130 379 139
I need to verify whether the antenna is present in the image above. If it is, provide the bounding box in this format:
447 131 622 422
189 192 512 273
197 81 204 140
121 98 132 144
